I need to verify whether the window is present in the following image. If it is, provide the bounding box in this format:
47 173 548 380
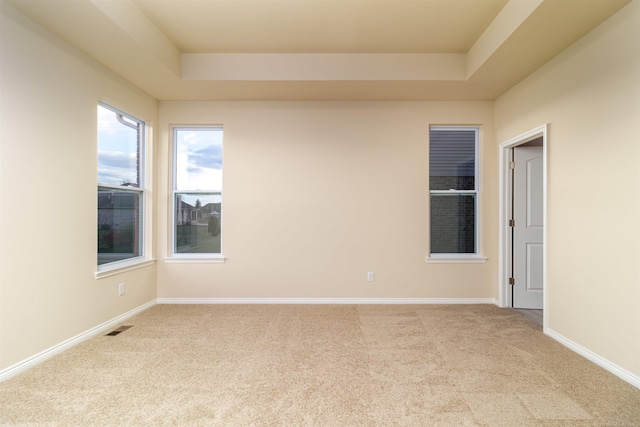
429 126 479 256
172 127 223 258
97 102 145 267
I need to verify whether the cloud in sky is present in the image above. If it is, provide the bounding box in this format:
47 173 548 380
98 150 138 185
97 110 224 191
176 129 223 191
97 105 141 186
187 144 223 172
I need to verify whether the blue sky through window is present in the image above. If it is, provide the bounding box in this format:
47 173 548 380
175 128 223 192
97 104 140 186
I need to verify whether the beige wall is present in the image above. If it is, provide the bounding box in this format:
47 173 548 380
495 1 640 376
157 101 497 300
0 3 157 370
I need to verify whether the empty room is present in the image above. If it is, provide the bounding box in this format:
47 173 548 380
1 0 639 425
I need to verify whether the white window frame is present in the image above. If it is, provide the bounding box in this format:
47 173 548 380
96 101 152 278
426 126 486 264
167 125 225 263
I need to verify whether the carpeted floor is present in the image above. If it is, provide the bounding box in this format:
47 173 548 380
1 304 639 426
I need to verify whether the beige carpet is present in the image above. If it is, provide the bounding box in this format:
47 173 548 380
1 304 639 426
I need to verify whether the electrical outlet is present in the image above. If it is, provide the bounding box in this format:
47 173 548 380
118 283 125 296
367 272 374 282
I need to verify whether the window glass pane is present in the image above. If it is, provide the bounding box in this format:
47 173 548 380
175 193 221 254
98 188 141 264
429 129 476 191
97 103 144 268
175 128 223 191
430 194 476 254
97 104 141 187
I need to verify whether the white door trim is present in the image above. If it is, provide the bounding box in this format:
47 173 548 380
498 125 548 326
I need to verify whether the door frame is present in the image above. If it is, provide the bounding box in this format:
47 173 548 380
498 125 548 326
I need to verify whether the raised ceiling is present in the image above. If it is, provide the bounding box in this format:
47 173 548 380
132 0 509 54
6 0 631 101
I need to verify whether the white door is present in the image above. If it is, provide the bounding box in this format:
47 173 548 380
513 146 544 309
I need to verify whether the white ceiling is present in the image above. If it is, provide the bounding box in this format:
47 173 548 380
6 0 631 101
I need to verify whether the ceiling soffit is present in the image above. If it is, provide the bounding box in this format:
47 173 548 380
5 0 632 100
132 0 509 54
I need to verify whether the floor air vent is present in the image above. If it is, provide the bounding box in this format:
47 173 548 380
106 325 133 336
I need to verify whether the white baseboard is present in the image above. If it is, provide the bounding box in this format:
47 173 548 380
546 328 640 389
157 297 498 305
0 300 157 383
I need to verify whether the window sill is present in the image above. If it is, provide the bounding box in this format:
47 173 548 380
164 255 226 264
95 258 156 280
426 255 487 264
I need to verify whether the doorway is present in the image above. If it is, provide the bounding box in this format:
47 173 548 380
499 126 547 324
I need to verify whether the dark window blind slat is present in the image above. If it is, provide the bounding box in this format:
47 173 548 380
429 129 476 191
